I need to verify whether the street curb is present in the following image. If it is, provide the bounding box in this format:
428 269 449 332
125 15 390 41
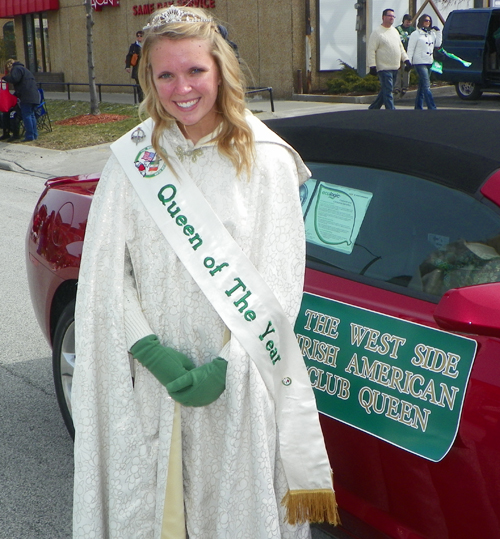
292 93 374 104
291 84 453 104
0 160 18 172
0 158 53 178
0 140 112 178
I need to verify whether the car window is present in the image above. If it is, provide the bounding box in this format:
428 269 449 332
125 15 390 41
302 163 500 299
446 12 490 41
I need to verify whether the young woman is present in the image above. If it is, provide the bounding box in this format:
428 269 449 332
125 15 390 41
72 7 337 538
407 14 442 109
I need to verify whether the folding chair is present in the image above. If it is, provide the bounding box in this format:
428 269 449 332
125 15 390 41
35 87 52 133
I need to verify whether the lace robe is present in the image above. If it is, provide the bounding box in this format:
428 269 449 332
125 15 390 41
73 117 312 539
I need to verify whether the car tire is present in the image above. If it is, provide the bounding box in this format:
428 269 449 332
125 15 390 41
52 300 76 439
455 82 483 100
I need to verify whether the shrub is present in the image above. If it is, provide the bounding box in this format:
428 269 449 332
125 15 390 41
352 77 380 93
326 61 380 95
325 78 353 94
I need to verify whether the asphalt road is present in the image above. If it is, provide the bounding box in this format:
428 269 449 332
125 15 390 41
1 88 498 538
0 119 337 539
0 168 74 538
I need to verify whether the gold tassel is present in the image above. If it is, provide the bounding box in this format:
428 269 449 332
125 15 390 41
282 489 340 526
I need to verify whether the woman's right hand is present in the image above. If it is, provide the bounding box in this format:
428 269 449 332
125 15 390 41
166 358 228 407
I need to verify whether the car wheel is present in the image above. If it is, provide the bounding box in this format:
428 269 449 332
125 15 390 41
455 82 483 100
52 300 76 439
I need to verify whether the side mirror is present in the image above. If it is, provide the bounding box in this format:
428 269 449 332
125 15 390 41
434 282 500 339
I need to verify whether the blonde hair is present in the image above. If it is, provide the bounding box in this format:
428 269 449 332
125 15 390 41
139 7 254 177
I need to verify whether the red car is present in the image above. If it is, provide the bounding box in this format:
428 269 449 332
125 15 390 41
26 110 500 539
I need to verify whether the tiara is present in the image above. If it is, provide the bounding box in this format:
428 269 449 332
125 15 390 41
143 7 212 30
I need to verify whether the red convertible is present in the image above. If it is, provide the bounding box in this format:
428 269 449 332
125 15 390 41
26 110 500 539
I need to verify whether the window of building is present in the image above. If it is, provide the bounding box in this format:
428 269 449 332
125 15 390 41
22 12 51 72
2 21 16 64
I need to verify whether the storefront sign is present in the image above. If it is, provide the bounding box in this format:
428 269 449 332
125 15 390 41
133 0 215 15
92 0 119 11
294 293 477 462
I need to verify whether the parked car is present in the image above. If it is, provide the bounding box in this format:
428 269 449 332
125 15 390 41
26 110 500 539
438 7 500 100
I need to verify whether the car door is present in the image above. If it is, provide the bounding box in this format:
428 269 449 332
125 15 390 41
297 162 500 539
441 9 491 83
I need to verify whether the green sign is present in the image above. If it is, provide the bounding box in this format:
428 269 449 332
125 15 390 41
294 293 477 462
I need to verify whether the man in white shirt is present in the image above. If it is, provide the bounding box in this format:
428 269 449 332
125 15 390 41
367 9 411 109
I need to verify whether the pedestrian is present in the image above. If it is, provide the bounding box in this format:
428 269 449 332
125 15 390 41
125 30 144 102
72 6 338 539
367 8 411 110
407 14 442 110
394 14 415 96
2 59 39 142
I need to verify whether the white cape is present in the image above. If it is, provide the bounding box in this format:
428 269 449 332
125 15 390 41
73 115 313 538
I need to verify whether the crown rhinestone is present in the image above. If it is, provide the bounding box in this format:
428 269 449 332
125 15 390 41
144 7 212 30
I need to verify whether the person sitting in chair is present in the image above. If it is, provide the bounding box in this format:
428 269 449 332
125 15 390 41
0 103 21 142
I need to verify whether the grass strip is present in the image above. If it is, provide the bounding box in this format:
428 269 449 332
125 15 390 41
29 100 142 150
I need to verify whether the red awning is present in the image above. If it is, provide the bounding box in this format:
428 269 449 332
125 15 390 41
0 0 59 17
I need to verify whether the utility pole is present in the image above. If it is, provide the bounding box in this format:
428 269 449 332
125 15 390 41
305 0 312 94
84 0 100 115
355 0 367 76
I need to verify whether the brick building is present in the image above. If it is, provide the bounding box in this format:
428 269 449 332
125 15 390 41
0 0 487 98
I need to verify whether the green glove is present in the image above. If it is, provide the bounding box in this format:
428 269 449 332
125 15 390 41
166 358 227 407
130 334 195 387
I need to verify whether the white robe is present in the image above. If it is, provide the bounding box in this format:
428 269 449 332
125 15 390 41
73 116 312 538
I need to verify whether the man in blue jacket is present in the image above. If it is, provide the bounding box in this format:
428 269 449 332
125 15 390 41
2 59 40 142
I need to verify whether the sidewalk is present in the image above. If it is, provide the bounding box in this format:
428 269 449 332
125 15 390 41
0 140 113 178
42 89 371 120
0 93 365 178
0 86 453 179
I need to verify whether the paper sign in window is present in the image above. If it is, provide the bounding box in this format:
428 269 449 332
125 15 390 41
301 179 373 255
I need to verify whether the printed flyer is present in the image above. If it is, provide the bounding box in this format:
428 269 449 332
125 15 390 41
300 179 372 255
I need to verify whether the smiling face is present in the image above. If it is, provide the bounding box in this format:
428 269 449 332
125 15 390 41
150 37 221 143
